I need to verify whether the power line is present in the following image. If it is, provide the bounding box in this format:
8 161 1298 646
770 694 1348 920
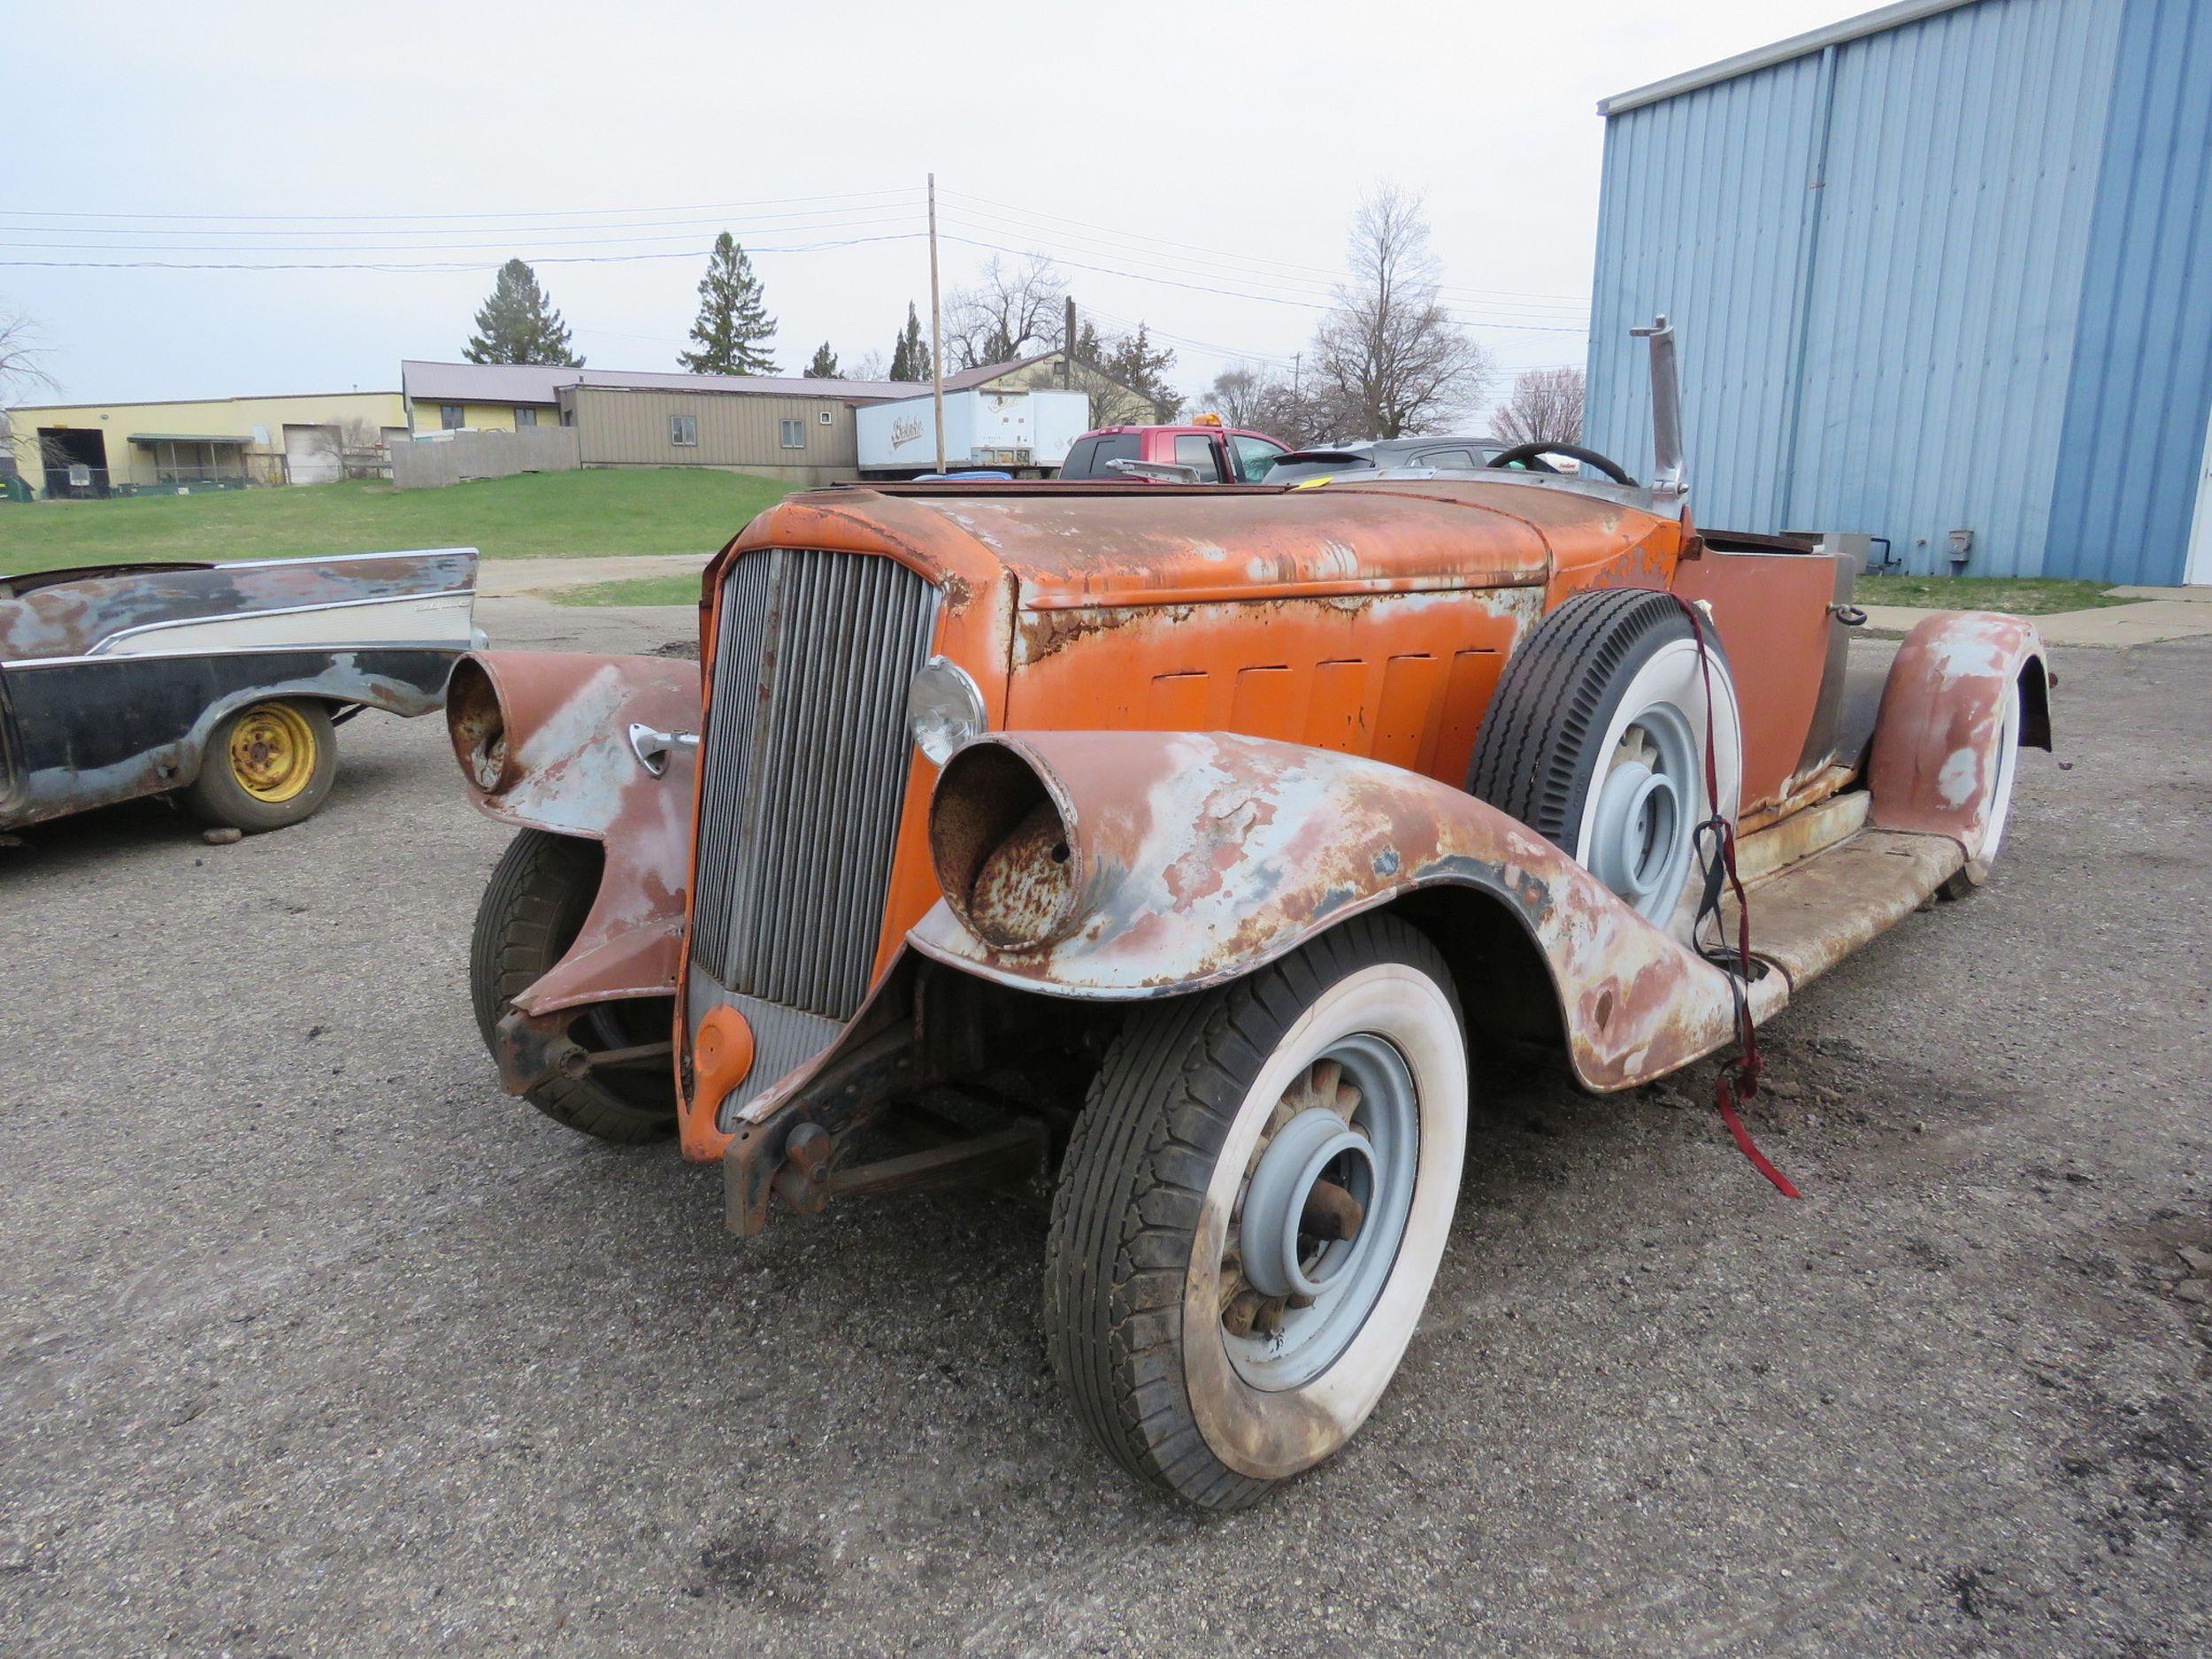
0 186 922 225
0 211 925 257
0 202 926 243
941 186 1591 309
941 209 1588 330
940 231 1586 334
0 231 928 273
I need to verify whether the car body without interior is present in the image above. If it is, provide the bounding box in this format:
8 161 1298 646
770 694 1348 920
1 550 480 835
446 322 2048 1509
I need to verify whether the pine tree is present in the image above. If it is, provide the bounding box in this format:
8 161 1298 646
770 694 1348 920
679 233 777 375
1105 323 1179 419
889 302 931 382
804 342 841 380
463 259 582 366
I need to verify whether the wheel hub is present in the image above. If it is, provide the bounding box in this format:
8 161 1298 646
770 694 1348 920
1587 703 1699 923
1218 1035 1420 1390
1240 1109 1374 1299
228 703 316 803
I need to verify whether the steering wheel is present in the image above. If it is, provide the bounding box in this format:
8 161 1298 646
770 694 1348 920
1486 442 1638 486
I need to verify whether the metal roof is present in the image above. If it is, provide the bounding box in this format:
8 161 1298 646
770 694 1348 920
127 432 253 445
399 354 1055 410
1599 0 1984 114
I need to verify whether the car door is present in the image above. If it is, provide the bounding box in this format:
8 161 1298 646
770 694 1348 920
0 665 25 828
1172 433 1228 483
1231 434 1289 482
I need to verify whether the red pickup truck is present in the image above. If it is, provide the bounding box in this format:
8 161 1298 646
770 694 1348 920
1057 419 1288 483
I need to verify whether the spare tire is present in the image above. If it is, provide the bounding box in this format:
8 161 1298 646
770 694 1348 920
1468 588 1741 930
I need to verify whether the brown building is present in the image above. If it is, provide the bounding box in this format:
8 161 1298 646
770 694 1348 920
396 353 1155 487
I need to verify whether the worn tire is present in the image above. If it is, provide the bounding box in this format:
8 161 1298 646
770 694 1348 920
1468 588 1740 928
469 829 677 1144
182 698 336 833
1044 913 1467 1510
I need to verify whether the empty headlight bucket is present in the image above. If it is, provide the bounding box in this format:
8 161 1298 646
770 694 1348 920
444 658 512 793
907 655 987 765
929 741 1080 950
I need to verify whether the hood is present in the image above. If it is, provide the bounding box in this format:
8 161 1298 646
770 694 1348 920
729 477 1674 612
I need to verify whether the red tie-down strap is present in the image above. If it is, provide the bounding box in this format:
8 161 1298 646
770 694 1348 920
1646 589 1801 1200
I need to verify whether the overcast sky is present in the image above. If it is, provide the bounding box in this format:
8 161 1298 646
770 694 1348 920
5 0 1859 411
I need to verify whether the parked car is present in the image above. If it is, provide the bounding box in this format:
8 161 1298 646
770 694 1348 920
1265 434 1509 483
1057 417 1288 483
447 322 2047 1509
1 549 480 835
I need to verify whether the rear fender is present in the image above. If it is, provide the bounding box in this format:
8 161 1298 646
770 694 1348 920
906 730 1783 1094
1865 611 2051 882
447 650 699 1011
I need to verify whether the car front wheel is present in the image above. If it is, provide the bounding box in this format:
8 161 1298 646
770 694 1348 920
1044 913 1467 1509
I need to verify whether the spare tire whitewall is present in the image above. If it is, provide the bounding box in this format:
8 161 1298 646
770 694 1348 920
1572 634 1743 927
1467 589 1743 938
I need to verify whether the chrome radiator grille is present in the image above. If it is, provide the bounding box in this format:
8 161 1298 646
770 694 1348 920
689 548 941 1023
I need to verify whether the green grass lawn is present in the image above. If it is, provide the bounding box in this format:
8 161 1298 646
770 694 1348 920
0 468 794 576
1856 574 2137 614
553 573 706 607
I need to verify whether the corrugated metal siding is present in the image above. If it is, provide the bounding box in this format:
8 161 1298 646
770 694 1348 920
1586 51 1830 528
2044 0 2212 586
571 387 858 470
1587 0 2129 577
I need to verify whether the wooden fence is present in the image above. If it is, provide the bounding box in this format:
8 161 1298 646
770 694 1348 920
390 426 580 489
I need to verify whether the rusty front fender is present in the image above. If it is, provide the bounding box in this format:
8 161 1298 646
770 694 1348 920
447 650 699 1013
1865 611 2051 884
909 730 1782 1094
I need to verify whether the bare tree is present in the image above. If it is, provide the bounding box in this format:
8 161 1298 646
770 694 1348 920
1198 362 1335 448
942 252 1067 371
1 307 57 479
1202 363 1272 427
846 348 888 383
1307 187 1494 439
1492 366 1585 448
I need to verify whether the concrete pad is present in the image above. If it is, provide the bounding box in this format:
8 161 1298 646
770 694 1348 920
475 593 698 655
1860 598 2212 648
475 552 707 597
2105 582 2212 603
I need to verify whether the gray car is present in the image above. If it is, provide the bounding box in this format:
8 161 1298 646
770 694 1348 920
1263 434 1509 484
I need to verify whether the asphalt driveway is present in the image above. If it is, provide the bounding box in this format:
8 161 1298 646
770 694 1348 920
3 618 2206 1657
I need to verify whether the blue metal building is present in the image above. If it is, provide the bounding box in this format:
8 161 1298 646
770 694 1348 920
1584 0 2212 586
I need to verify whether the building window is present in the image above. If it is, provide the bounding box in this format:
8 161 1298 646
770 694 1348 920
439 404 464 431
514 406 537 427
780 419 805 449
671 414 699 447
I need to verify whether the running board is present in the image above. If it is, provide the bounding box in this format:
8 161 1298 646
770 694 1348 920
1723 828 1964 998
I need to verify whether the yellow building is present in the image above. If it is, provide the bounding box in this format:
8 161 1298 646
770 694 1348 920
401 360 574 434
7 390 406 497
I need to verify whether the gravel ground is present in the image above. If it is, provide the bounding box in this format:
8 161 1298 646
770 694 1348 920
3 620 2206 1658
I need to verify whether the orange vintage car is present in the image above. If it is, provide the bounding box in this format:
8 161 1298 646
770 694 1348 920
445 324 2049 1508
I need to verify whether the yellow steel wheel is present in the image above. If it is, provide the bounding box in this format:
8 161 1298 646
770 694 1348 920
184 697 336 833
227 702 319 803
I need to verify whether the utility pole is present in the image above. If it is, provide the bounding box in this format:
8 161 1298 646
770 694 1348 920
1063 296 1075 389
928 173 946 476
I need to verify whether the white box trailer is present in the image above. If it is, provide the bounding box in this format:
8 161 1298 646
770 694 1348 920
857 388 1091 477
